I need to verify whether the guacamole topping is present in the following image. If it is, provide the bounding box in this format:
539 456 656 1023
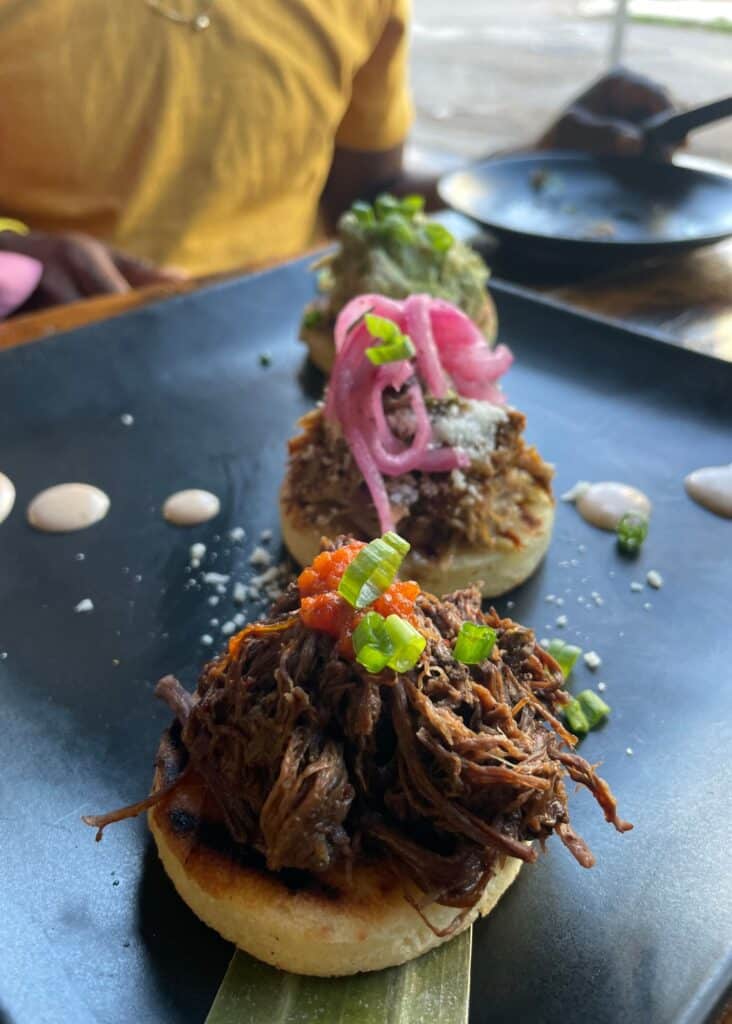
315 195 492 333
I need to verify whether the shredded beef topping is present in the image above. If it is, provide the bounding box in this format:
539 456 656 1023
154 558 630 913
283 395 553 560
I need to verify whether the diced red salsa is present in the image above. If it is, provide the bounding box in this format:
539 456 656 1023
298 541 420 657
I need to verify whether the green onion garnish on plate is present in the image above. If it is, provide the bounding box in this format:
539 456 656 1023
546 638 582 678
453 621 496 664
577 689 611 729
616 511 649 555
563 699 590 736
563 689 611 736
364 313 416 365
338 532 410 609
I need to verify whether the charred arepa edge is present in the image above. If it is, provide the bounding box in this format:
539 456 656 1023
84 537 629 976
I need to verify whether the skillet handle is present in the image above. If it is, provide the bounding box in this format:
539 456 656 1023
643 96 732 149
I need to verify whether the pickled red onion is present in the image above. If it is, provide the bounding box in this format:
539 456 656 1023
326 293 511 533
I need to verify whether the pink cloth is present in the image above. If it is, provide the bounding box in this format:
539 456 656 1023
0 252 43 318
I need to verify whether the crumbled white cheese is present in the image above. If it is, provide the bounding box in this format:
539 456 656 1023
200 634 213 646
260 528 273 542
592 593 604 607
578 544 586 553
506 600 514 609
577 596 585 604
626 747 634 756
134 574 142 583
431 398 508 461
646 570 663 589
221 621 236 636
584 650 602 670
74 598 94 613
630 581 643 592
450 469 468 492
234 612 246 626
643 602 652 611
229 527 245 542
0 652 8 661
209 618 219 627
556 614 568 627
561 481 590 502
75 553 85 561
597 681 607 692
555 597 564 606
203 572 230 585
233 582 247 604
249 545 272 568
251 566 280 587
120 413 134 426
545 594 556 604
190 543 206 564
216 584 226 594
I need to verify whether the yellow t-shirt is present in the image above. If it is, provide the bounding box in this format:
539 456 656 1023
0 0 412 275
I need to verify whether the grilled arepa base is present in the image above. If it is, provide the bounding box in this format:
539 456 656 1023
149 727 522 977
301 297 499 376
279 486 554 599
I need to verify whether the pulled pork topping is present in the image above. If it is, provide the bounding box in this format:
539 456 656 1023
150 539 630 916
284 397 553 559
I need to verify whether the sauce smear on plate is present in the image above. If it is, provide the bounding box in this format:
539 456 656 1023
576 481 651 531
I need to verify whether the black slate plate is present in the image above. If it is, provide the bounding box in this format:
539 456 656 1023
1 263 731 1024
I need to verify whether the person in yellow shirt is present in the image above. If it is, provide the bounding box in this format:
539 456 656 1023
0 0 675 307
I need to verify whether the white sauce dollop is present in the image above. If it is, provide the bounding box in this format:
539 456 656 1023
27 483 110 533
684 464 732 519
162 489 220 526
0 472 16 526
576 481 651 531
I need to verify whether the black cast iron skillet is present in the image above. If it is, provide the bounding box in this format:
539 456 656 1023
439 97 732 269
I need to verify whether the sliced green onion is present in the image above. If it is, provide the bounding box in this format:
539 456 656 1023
338 532 410 609
453 621 496 664
353 611 393 673
353 610 426 674
577 689 611 729
364 313 401 344
616 511 649 555
374 193 400 219
364 314 415 365
377 211 415 245
365 336 415 365
398 194 425 216
384 614 426 672
424 221 454 253
351 199 376 227
301 307 324 329
563 699 590 737
546 638 582 678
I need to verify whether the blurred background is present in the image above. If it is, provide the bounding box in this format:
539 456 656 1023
410 0 732 161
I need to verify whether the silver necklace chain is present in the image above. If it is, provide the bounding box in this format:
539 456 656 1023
145 0 215 31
